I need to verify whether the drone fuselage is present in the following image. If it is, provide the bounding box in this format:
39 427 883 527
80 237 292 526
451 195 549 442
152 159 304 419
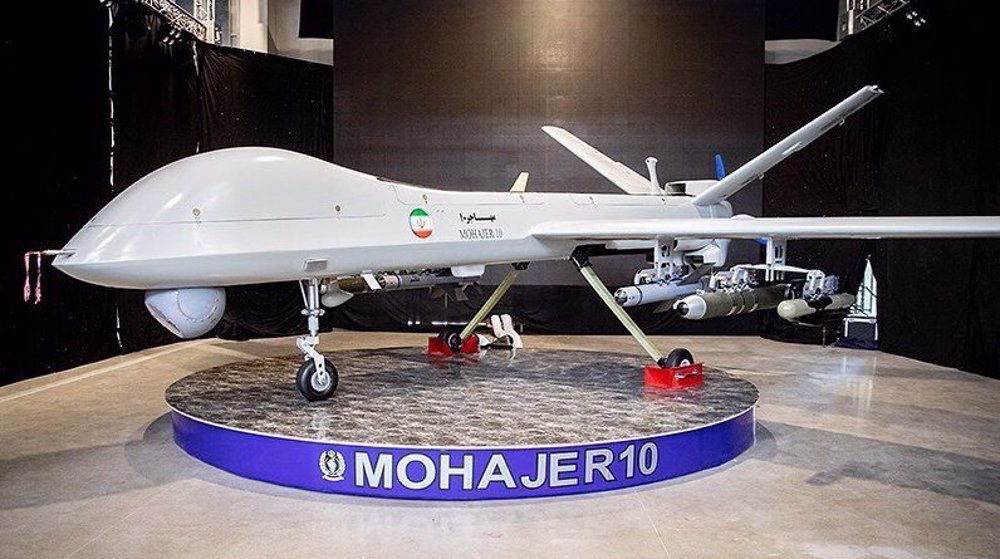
54 147 729 290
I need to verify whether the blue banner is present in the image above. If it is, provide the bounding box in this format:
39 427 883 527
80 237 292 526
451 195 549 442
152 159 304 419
172 407 755 500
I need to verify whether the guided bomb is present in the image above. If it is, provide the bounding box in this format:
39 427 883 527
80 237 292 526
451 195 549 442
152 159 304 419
777 293 855 321
674 284 790 320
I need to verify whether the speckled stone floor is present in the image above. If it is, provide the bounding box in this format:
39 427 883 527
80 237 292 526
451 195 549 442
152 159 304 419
166 348 757 446
2 332 998 559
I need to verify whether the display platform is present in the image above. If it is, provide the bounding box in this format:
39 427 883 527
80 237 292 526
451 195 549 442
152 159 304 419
166 348 757 500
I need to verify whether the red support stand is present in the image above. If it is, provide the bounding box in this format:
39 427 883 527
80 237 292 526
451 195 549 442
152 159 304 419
428 335 480 356
644 362 704 389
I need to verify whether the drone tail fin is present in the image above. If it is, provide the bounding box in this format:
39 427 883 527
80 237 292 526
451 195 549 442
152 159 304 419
692 85 883 207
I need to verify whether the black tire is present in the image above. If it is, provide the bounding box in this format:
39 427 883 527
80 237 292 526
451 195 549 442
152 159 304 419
439 326 464 351
660 348 695 368
296 358 338 401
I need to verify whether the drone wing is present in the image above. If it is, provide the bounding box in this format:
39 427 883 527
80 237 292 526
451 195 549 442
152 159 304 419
532 216 1000 241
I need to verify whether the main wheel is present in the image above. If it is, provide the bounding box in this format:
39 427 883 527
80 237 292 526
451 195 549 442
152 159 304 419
439 326 464 351
296 358 338 401
660 348 695 368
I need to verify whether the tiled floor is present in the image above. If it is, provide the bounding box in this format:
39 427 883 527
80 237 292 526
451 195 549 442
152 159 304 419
1 332 997 558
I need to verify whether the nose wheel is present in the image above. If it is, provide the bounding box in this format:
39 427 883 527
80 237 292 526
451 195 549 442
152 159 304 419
295 278 338 401
296 357 339 401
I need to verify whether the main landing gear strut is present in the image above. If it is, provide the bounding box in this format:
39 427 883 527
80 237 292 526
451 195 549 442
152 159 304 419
295 278 338 401
571 249 694 369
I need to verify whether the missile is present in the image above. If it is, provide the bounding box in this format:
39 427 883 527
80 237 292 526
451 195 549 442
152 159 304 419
335 276 372 293
674 284 790 320
614 281 700 307
777 293 855 322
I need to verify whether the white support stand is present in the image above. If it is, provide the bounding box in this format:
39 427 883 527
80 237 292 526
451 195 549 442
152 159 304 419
489 314 524 349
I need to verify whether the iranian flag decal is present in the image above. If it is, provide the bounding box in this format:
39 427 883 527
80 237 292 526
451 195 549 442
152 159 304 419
409 208 434 238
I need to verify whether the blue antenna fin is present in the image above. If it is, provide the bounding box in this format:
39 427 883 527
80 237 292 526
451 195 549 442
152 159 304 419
714 154 726 180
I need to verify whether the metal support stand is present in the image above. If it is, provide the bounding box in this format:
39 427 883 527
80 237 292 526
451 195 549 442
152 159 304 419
297 278 329 384
572 250 665 365
457 263 528 341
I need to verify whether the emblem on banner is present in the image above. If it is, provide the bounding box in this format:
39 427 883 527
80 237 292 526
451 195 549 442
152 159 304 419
319 450 346 481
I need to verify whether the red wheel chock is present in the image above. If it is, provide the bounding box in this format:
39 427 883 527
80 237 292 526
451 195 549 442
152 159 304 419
644 362 704 389
428 335 480 356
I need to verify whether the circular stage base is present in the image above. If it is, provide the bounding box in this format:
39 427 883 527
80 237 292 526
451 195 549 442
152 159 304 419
167 348 757 500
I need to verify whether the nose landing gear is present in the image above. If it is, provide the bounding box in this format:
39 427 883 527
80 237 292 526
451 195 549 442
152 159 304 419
295 278 338 401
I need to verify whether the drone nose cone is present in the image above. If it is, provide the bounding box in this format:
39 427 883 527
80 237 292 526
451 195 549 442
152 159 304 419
675 301 689 316
51 225 130 287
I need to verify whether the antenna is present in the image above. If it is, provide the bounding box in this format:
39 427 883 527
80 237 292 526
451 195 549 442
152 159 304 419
645 157 660 195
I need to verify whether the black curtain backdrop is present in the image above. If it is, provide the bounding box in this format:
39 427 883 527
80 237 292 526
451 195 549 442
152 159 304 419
764 0 839 41
299 0 334 39
763 0 999 376
870 0 998 376
198 44 334 159
1 0 119 384
0 1 335 383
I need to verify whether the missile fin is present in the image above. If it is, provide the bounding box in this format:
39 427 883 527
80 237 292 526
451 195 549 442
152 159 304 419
653 299 676 314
